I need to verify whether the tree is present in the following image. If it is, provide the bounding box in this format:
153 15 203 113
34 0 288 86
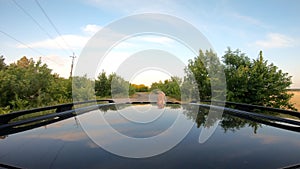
131 84 149 92
110 73 135 97
223 48 252 103
164 77 181 100
0 56 57 109
94 71 135 98
223 48 295 110
72 75 95 101
17 56 32 68
95 71 110 97
49 74 72 104
186 49 225 100
150 77 181 100
0 56 73 111
0 55 6 70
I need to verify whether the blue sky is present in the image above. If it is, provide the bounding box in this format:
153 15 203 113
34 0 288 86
1 0 300 87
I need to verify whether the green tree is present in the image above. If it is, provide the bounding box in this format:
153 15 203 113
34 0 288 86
0 57 56 109
95 71 110 97
150 77 181 100
0 55 6 70
186 49 225 100
0 56 72 111
49 74 72 104
223 48 252 103
94 71 135 98
131 84 149 92
72 75 95 101
223 48 295 110
164 77 181 100
110 73 135 97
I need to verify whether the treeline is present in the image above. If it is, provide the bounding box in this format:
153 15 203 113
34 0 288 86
0 56 138 113
188 48 295 110
0 56 72 113
0 47 296 113
0 56 144 113
94 71 135 98
147 48 295 110
150 77 181 100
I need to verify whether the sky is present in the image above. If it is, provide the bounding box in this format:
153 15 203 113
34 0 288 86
0 0 300 87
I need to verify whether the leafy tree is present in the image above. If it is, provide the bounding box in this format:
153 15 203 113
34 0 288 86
131 84 149 92
223 48 295 110
0 57 56 109
49 74 72 104
0 55 6 70
17 56 32 67
95 71 110 97
165 77 181 100
150 77 181 100
110 73 135 97
72 75 95 101
0 56 72 111
223 48 252 103
94 71 135 98
186 47 295 110
0 70 17 107
186 49 225 100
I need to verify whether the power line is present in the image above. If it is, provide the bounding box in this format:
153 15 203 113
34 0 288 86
0 30 45 56
35 0 74 53
12 0 70 55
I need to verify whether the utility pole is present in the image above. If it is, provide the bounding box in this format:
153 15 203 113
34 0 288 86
70 52 76 78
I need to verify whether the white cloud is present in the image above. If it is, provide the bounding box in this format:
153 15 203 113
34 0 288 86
17 24 103 50
17 34 89 50
37 55 72 78
82 24 102 35
255 33 295 48
14 24 177 79
14 24 102 77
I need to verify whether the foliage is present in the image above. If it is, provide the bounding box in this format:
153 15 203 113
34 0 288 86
49 74 72 104
72 75 95 101
186 49 225 101
187 48 295 110
95 71 110 97
223 48 295 110
95 71 135 98
150 77 181 100
131 84 149 92
0 55 6 70
0 56 72 112
110 73 135 97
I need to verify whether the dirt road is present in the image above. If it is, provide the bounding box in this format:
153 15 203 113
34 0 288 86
129 92 150 102
129 92 179 103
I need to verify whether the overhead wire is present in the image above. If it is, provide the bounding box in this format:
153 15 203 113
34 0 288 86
0 30 45 56
12 0 70 55
34 0 74 54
